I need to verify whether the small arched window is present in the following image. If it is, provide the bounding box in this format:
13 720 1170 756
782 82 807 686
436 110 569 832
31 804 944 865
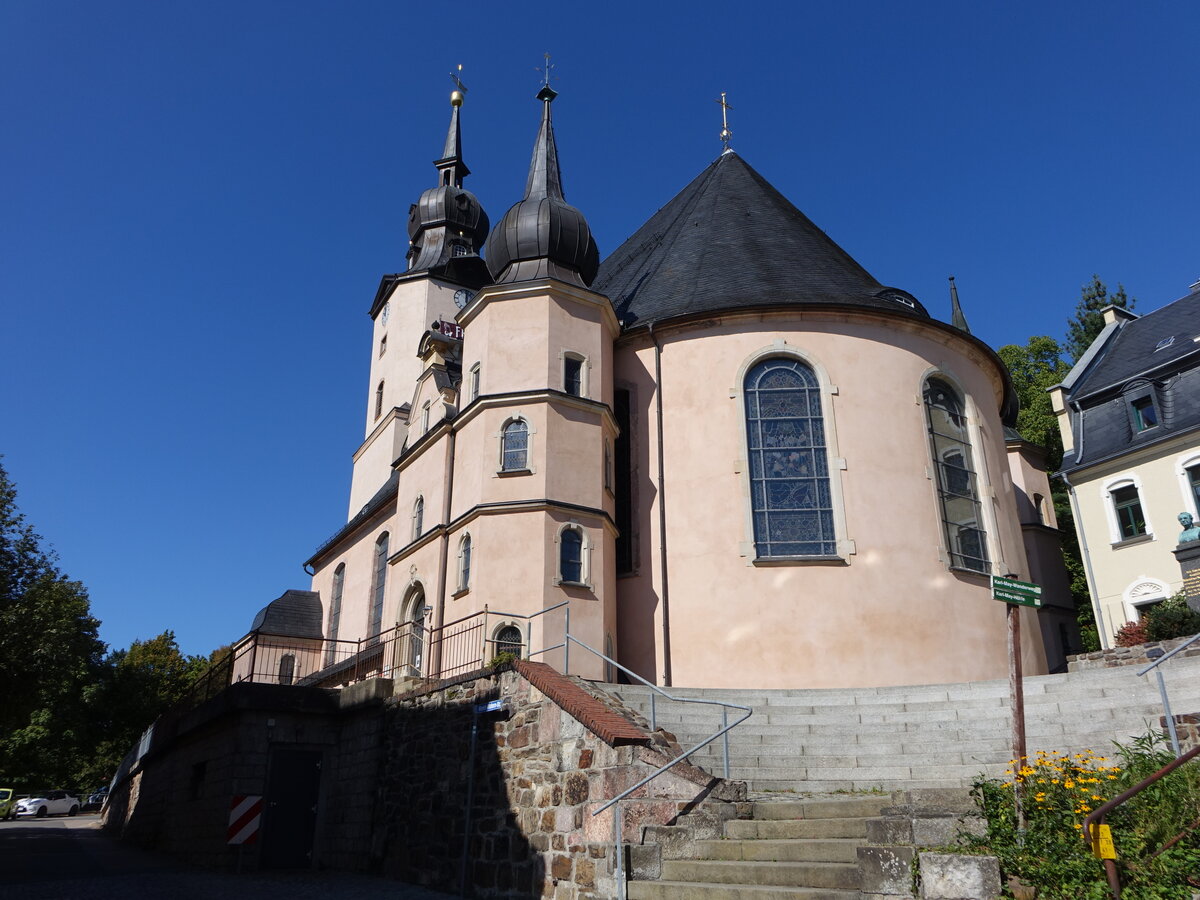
368 532 389 640
560 527 584 584
458 533 472 591
924 377 989 573
421 400 431 432
743 357 835 558
278 654 295 686
495 624 522 657
412 496 424 541
375 381 385 420
502 419 529 471
1032 493 1046 525
326 563 345 665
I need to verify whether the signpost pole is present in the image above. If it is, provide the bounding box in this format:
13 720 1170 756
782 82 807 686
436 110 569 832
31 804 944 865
1008 603 1027 768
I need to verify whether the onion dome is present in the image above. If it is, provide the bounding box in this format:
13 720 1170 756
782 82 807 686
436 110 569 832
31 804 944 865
485 86 599 288
406 92 490 280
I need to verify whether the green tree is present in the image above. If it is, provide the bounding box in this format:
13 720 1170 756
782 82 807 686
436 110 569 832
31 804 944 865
1064 275 1135 362
78 631 211 787
0 459 105 788
996 338 1099 650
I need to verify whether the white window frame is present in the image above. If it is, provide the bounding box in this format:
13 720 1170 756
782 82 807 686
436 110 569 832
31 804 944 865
1101 474 1154 544
553 522 591 588
456 532 472 593
421 400 431 432
1122 577 1171 624
1176 452 1200 520
412 496 424 542
469 362 481 402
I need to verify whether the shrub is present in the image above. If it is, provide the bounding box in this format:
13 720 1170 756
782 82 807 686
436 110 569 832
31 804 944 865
1143 592 1200 642
967 733 1200 898
1114 620 1150 647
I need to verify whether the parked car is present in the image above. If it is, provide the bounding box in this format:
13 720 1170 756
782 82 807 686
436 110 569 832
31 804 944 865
82 787 108 811
15 790 80 818
0 788 15 820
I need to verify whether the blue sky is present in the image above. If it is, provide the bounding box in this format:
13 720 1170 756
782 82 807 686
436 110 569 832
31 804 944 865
2 1 1197 658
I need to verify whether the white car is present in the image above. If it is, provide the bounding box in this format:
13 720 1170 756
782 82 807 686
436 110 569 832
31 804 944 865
15 790 80 818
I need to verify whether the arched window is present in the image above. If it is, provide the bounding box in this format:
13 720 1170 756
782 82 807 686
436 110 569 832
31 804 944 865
1032 493 1046 525
368 532 389 640
412 496 424 541
421 400 431 432
501 419 529 471
495 624 522 657
375 381 385 420
560 526 584 584
924 377 990 573
744 358 835 558
402 587 426 676
458 533 472 591
325 563 345 665
278 654 295 686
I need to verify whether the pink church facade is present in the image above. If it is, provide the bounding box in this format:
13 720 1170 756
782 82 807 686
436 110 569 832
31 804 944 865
280 86 1076 692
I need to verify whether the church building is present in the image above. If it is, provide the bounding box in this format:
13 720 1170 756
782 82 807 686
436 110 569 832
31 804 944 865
283 83 1067 691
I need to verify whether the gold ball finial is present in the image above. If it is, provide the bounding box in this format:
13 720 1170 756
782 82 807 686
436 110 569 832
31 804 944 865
450 90 464 107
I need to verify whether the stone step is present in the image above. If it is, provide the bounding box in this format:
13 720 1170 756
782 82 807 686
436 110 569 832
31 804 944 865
749 796 895 819
724 817 873 841
660 859 859 890
628 882 858 900
694 838 860 863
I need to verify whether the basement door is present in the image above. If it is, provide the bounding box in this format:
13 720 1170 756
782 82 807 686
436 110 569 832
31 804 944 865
260 748 322 869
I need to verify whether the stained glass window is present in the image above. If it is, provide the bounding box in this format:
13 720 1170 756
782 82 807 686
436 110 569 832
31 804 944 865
744 358 836 557
502 419 529 471
924 378 990 573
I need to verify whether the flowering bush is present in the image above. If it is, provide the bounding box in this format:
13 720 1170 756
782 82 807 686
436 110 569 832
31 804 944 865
1114 620 1150 647
968 734 1200 898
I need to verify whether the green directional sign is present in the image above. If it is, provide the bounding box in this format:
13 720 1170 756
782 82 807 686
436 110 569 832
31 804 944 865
992 576 1043 608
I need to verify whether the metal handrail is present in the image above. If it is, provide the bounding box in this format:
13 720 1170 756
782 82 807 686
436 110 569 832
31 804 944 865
1135 632 1200 757
1082 742 1200 899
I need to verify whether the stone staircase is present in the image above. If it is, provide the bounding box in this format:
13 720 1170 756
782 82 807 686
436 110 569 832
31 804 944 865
628 794 895 899
603 654 1200 793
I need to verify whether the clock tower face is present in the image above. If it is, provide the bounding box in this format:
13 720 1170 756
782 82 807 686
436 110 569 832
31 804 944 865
380 301 391 325
453 289 474 310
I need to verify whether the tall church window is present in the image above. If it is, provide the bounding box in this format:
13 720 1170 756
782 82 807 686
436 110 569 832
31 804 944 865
421 400 431 432
325 563 344 665
458 533 472 591
375 381 384 420
501 419 529 471
401 587 426 676
469 363 481 402
744 358 835 558
559 526 584 584
412 496 424 541
924 377 990 573
368 532 389 641
564 354 585 397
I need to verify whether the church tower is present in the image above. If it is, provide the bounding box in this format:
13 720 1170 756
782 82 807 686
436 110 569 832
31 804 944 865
346 91 490 517
453 85 620 678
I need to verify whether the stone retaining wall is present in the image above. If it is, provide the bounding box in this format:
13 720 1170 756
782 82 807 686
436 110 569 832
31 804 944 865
1067 632 1200 671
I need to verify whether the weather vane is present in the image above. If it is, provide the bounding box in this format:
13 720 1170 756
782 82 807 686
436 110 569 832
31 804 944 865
537 52 556 88
449 63 468 94
716 92 733 150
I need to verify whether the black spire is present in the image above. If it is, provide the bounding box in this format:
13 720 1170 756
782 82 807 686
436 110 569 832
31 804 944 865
405 91 490 287
485 86 599 287
949 276 971 333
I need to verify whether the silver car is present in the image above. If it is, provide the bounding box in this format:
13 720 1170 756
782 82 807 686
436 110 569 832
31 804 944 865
15 790 80 818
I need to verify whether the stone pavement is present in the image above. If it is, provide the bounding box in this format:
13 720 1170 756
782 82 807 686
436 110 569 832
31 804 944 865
1 815 457 900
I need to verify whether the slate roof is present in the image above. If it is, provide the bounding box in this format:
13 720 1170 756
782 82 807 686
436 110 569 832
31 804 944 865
593 150 929 328
250 590 324 639
1060 287 1200 474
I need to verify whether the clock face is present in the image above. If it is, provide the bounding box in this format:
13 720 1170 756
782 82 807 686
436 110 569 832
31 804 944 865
454 289 474 310
380 301 391 325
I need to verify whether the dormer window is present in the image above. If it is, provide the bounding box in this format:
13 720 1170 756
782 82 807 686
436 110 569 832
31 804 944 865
453 244 469 257
1124 383 1160 434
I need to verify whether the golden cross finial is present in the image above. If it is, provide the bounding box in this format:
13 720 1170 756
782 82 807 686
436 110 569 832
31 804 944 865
449 63 468 94
537 52 556 88
716 92 733 149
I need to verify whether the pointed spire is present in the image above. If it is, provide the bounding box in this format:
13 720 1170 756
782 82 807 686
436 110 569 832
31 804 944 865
522 86 564 201
948 276 971 333
435 86 470 186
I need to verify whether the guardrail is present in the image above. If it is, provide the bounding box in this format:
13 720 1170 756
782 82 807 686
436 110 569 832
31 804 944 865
1136 632 1200 756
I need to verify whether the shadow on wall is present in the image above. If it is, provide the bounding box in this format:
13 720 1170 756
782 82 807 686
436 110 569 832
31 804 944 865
376 688 544 898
